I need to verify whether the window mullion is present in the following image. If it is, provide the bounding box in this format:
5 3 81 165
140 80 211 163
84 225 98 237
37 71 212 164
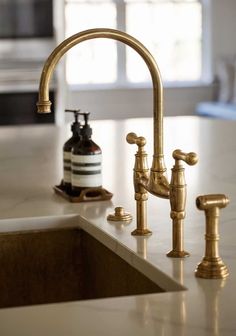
201 0 212 82
116 0 127 84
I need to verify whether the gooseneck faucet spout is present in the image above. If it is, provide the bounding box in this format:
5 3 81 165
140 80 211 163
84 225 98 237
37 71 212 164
36 28 169 198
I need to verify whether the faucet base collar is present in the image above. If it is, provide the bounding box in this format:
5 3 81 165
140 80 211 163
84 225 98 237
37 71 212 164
131 228 152 236
195 257 229 279
166 250 190 258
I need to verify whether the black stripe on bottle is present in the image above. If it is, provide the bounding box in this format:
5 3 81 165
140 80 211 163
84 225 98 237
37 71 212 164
63 159 71 164
64 167 71 171
72 162 101 167
72 170 101 175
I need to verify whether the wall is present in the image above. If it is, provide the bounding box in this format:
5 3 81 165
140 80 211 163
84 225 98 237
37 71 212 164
57 0 236 122
211 0 236 72
66 85 214 120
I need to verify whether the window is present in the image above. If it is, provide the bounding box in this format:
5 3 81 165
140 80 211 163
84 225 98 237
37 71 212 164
65 0 117 85
65 0 204 87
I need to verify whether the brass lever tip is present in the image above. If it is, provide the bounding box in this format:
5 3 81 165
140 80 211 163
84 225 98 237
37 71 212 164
186 152 198 165
126 132 137 144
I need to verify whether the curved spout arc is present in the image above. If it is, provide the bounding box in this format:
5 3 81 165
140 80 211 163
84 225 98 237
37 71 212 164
37 28 168 196
39 28 163 100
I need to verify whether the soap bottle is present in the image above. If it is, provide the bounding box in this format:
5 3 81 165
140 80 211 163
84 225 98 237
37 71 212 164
71 112 102 194
63 109 81 193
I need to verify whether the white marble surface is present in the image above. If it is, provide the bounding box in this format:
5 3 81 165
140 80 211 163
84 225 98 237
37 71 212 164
0 116 235 335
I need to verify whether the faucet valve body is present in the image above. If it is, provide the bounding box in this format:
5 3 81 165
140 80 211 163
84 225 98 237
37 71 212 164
167 149 198 258
195 194 229 279
127 133 152 236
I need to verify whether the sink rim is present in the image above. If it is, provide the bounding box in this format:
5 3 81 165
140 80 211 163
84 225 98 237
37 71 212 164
0 214 186 293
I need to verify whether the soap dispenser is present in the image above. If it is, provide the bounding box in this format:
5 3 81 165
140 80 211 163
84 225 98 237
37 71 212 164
63 109 81 193
71 112 102 194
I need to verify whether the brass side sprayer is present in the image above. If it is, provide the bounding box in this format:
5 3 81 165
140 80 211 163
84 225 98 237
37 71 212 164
195 194 229 279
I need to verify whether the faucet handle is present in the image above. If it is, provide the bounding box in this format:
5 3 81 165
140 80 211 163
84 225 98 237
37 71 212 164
126 132 148 173
167 148 198 258
126 132 151 236
126 133 146 148
173 149 198 166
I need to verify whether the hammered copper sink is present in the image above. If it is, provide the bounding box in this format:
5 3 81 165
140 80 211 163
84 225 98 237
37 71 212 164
0 228 164 308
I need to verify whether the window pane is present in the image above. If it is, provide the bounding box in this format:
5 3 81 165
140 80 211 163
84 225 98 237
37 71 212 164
65 1 117 85
126 1 202 82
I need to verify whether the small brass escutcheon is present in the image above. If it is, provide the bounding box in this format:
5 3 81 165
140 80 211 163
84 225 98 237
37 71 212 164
107 207 133 223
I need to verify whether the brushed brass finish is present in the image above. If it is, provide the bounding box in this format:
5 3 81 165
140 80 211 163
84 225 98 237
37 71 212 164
195 194 229 279
37 28 197 238
36 28 169 198
107 206 133 222
167 150 198 258
126 133 152 236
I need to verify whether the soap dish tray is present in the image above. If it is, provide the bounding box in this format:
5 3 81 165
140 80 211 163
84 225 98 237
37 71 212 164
53 184 113 203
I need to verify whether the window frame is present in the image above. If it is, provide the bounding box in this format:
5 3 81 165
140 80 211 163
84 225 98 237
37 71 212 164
64 0 212 90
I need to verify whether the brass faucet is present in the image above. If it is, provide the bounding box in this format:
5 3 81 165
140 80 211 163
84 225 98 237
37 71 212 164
37 28 168 195
37 28 197 250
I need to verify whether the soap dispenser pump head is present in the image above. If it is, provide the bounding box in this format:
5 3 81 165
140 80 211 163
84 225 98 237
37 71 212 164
83 112 90 125
81 112 92 138
65 109 81 133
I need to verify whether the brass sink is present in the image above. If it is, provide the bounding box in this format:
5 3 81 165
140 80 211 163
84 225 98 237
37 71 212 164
0 228 164 309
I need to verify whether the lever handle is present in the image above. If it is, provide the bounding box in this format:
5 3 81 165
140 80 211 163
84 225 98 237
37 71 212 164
126 133 146 147
173 149 198 166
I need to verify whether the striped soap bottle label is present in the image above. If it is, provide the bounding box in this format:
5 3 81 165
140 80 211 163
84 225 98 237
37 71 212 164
63 151 71 184
71 154 102 188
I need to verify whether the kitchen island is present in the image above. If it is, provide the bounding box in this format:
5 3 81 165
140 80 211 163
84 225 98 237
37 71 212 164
0 116 235 335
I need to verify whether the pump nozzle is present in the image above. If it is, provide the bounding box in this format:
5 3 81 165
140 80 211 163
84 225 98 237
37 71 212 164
65 109 81 123
80 112 90 125
80 112 92 138
65 109 82 134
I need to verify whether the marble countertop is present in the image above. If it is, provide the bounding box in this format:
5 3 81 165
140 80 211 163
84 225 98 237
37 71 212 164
0 116 235 335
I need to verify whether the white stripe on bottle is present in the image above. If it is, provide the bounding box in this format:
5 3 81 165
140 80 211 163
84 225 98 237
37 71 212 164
63 151 72 184
71 154 102 187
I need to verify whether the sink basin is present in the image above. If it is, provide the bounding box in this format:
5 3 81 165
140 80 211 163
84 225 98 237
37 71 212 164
0 228 164 308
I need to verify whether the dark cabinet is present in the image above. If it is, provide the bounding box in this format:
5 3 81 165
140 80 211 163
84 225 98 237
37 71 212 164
0 91 55 125
0 0 53 39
